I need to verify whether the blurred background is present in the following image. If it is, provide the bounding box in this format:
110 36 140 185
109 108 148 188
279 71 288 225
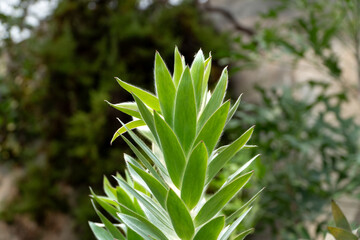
0 0 359 239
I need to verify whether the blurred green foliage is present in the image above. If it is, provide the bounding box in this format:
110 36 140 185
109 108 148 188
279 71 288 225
225 0 360 239
0 0 230 238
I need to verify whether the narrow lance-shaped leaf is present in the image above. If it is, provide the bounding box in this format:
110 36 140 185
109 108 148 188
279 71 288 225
132 94 160 144
105 101 141 119
331 200 352 231
115 77 160 111
203 54 212 93
174 66 197 154
89 222 114 240
121 136 167 187
111 120 145 144
173 46 183 87
195 101 230 155
195 171 253 226
166 189 195 240
154 111 186 188
219 207 252 240
193 216 224 240
181 141 208 209
328 227 358 240
91 200 126 240
233 228 254 240
226 94 242 125
198 67 228 131
206 126 254 183
128 162 168 208
190 49 205 111
118 213 168 240
155 52 176 125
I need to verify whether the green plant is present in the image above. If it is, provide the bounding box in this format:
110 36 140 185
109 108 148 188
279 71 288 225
89 48 261 240
327 200 360 240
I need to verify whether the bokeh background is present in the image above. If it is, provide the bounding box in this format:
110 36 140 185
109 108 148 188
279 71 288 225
0 0 359 239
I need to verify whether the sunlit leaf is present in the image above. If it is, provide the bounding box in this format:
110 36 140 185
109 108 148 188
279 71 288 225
193 216 224 240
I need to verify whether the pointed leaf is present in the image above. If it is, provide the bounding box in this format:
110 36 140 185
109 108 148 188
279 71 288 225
173 47 184 87
92 201 126 240
115 78 160 111
207 126 254 183
128 163 168 208
103 176 117 201
195 101 230 155
132 94 159 144
105 101 141 119
331 200 352 231
226 95 242 124
203 55 212 92
174 67 197 154
195 171 253 226
190 49 205 110
121 136 166 186
181 142 208 209
193 216 224 240
198 67 228 130
233 228 254 240
155 52 176 125
118 213 168 240
89 222 114 240
219 208 252 240
91 189 120 221
328 227 358 240
154 112 186 188
166 189 195 240
226 188 264 224
111 120 145 144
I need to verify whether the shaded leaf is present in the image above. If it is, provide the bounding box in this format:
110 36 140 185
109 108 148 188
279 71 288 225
328 227 358 240
174 67 197 154
166 189 195 240
331 200 352 231
181 142 208 209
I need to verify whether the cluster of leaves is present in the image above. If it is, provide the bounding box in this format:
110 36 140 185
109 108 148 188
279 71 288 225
89 48 261 240
327 200 360 240
0 0 230 238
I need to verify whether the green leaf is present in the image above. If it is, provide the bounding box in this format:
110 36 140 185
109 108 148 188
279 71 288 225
193 216 224 240
203 55 212 93
115 77 160 111
128 163 168 208
132 94 159 144
190 49 205 111
198 67 228 130
114 176 171 230
173 47 184 87
90 188 120 221
103 176 117 201
226 95 242 125
155 52 176 125
166 189 195 240
92 200 126 240
206 126 254 183
181 142 208 209
328 227 358 240
116 187 137 213
111 120 145 144
105 101 141 119
121 136 166 186
89 222 114 240
195 171 253 226
195 101 230 155
224 154 259 185
174 67 197 154
226 187 264 224
154 112 186 188
117 118 168 177
118 213 168 240
233 228 254 240
331 200 352 231
219 208 252 240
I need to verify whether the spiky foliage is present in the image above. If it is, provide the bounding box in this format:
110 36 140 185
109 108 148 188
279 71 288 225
89 48 261 240
327 200 360 240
